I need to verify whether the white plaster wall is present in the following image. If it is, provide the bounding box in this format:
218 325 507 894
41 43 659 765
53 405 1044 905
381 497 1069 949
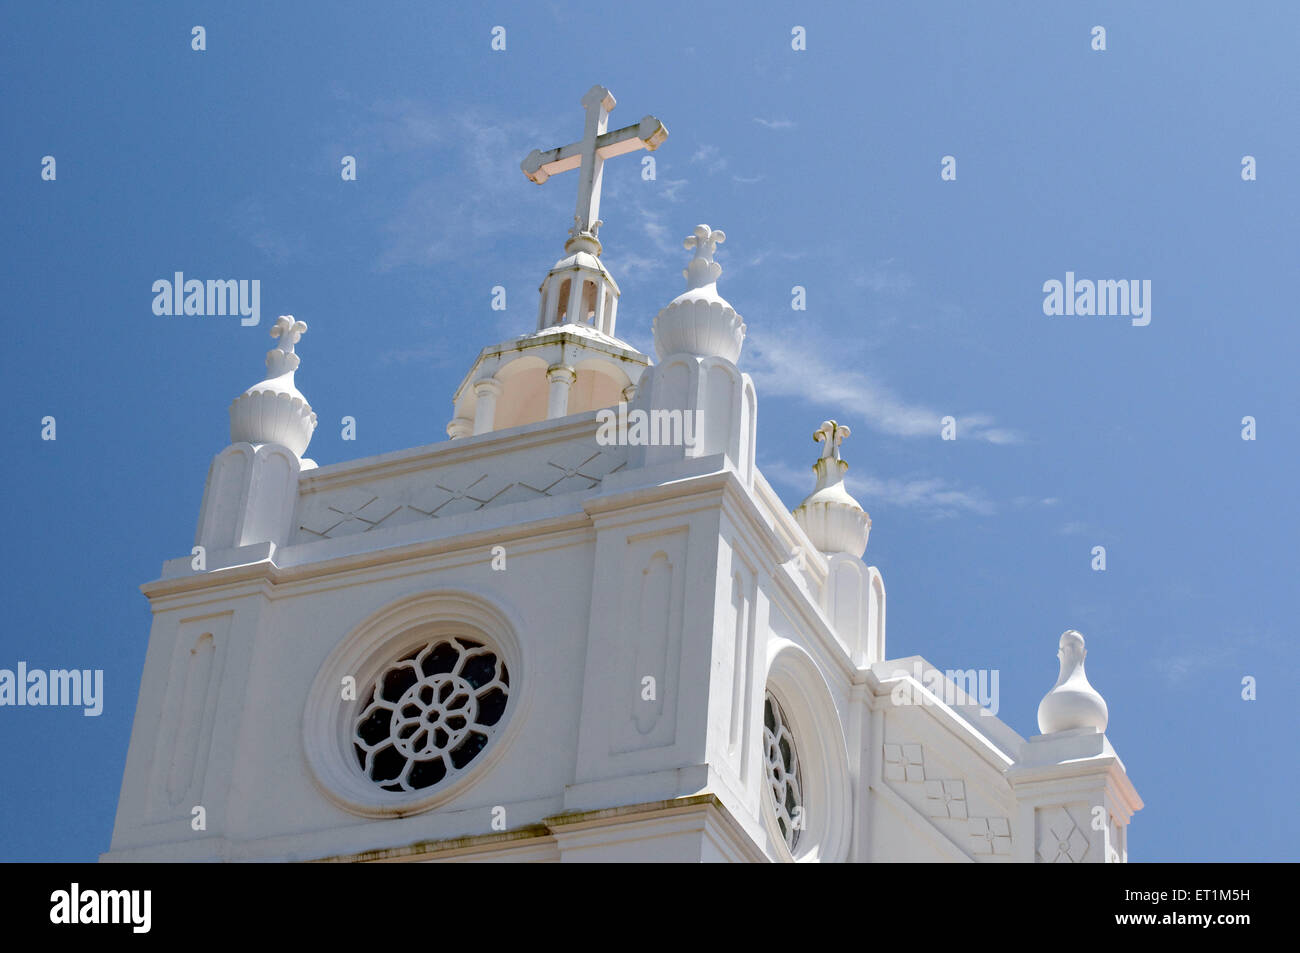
109 527 601 860
107 406 1138 863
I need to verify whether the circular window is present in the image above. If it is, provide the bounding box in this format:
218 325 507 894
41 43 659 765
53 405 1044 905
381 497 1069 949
761 639 854 862
763 690 804 852
303 590 527 818
354 637 510 793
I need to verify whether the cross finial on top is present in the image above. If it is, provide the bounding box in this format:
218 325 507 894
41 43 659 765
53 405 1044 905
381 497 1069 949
266 314 308 375
685 224 726 259
814 420 851 461
682 224 726 290
521 85 668 253
270 315 307 352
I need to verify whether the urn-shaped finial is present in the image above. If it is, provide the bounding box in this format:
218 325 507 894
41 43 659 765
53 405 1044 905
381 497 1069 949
228 315 318 458
1037 630 1109 734
791 420 871 557
652 224 746 362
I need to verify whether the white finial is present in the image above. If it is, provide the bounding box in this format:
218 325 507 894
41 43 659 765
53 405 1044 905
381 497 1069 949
266 314 308 375
682 224 726 290
792 419 870 557
229 313 317 457
653 224 744 361
814 419 850 461
270 314 307 351
521 85 668 253
1037 630 1109 734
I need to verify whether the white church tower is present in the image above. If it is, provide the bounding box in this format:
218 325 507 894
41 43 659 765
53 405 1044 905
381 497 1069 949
104 86 1141 863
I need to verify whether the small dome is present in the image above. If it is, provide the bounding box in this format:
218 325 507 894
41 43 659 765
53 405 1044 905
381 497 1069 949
550 248 604 274
229 315 318 458
1037 630 1109 734
791 421 870 557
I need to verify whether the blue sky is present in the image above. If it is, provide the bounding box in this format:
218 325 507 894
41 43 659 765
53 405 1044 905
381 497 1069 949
1 1 1296 861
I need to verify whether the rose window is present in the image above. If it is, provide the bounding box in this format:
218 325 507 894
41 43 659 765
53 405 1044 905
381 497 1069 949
763 691 804 852
354 637 510 793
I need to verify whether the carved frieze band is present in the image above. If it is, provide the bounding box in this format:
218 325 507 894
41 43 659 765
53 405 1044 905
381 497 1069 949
298 445 624 540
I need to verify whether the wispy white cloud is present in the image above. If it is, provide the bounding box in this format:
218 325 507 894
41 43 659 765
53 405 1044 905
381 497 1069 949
228 197 302 264
658 177 688 201
732 174 765 185
376 345 456 367
1157 624 1281 687
643 217 673 252
761 459 994 518
331 98 554 271
753 117 796 130
604 251 665 283
691 144 728 174
1161 644 1236 686
1011 496 1060 510
623 200 683 260
746 325 1021 444
853 258 914 296
357 97 445 152
743 249 807 268
849 474 995 517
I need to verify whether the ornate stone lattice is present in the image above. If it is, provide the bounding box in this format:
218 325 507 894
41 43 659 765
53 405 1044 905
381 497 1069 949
763 691 804 852
353 637 510 793
298 445 625 541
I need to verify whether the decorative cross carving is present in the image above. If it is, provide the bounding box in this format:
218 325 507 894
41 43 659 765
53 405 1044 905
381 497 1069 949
684 224 725 260
683 224 725 289
924 779 968 819
521 85 668 246
1038 807 1090 863
969 817 1012 855
270 314 307 353
266 314 308 375
814 420 851 461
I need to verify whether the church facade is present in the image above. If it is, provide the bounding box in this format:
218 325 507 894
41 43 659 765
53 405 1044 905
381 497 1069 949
104 86 1141 863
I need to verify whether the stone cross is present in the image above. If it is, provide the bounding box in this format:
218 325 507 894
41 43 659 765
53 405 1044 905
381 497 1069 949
267 314 308 374
270 314 307 353
521 85 668 246
684 224 725 260
814 420 851 460
683 224 726 290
